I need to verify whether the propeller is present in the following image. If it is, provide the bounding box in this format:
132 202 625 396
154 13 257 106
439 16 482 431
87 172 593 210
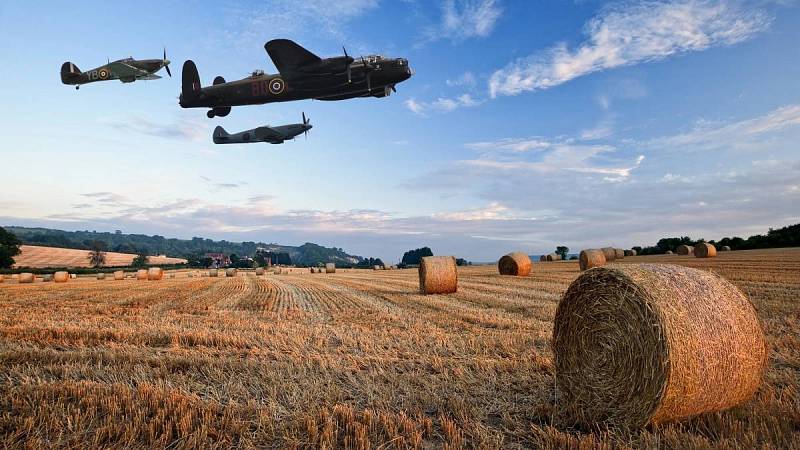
361 57 372 92
302 112 310 140
163 47 172 77
343 46 354 83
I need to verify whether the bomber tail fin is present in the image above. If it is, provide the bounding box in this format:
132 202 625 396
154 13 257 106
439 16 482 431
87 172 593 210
60 61 83 84
213 126 229 144
181 60 202 99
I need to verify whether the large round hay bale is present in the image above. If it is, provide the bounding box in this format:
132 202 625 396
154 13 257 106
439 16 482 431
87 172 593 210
600 247 616 262
325 263 336 274
147 267 163 281
113 271 125 281
208 269 219 277
579 249 606 271
624 249 637 257
96 273 106 280
539 255 547 262
498 252 532 276
721 246 731 252
19 273 34 284
553 264 766 428
546 253 555 262
136 269 148 280
615 248 625 259
54 271 69 283
225 268 237 277
255 267 265 276
694 243 717 258
676 245 692 255
419 256 457 295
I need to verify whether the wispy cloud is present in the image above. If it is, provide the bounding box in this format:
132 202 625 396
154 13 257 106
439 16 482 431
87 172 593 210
446 71 478 88
405 93 481 115
489 0 770 97
427 0 503 42
105 116 207 142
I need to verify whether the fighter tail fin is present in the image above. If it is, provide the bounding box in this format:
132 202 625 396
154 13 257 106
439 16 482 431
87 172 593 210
213 126 229 144
181 60 202 99
60 62 83 84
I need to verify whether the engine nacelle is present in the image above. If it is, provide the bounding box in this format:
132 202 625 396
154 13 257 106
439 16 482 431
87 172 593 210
372 86 392 98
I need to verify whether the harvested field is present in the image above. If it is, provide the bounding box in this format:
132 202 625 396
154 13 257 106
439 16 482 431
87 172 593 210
13 245 187 268
1 248 799 448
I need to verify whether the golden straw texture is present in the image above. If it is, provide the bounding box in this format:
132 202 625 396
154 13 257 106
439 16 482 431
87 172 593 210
498 252 532 276
553 264 767 428
147 268 163 281
419 256 457 295
579 249 606 271
53 271 69 283
676 245 693 255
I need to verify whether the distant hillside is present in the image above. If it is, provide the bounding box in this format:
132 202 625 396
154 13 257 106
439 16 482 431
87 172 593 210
13 245 186 269
5 226 363 266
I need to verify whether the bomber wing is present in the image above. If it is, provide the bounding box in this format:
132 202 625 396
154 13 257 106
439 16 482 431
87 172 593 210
264 39 321 75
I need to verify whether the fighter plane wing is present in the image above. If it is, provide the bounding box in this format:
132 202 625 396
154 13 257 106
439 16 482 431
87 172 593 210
254 126 284 142
111 61 152 79
264 39 321 75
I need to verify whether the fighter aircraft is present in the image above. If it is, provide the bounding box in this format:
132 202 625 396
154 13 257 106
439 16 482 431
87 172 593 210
213 113 312 145
180 39 412 118
61 49 171 89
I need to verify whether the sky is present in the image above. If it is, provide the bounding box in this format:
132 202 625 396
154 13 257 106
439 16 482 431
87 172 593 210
1 0 799 263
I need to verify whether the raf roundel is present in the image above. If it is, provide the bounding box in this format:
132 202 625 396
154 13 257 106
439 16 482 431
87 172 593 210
268 78 285 95
98 68 109 80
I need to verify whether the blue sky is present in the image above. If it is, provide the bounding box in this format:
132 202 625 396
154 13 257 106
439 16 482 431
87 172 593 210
1 0 799 262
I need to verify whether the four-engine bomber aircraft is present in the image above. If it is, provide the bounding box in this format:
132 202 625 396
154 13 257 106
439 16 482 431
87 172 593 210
180 39 412 118
61 50 172 89
213 113 312 145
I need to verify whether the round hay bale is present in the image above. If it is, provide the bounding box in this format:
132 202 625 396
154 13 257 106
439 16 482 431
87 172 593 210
136 269 148 280
54 271 69 283
325 263 336 274
70 274 77 279
676 245 692 255
273 267 282 275
553 264 767 428
208 269 219 277
721 246 731 252
614 248 625 259
498 252 532 276
225 268 237 277
665 250 674 255
19 273 34 283
96 273 106 280
539 255 547 262
11 274 19 280
113 271 125 281
373 265 381 270
546 253 560 262
694 243 717 258
601 247 616 262
255 267 265 276
579 249 606 271
0 274 3 283
419 256 457 295
624 249 637 257
42 274 52 282
147 267 163 281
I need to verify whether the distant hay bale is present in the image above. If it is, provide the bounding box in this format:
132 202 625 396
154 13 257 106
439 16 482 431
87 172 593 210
721 246 731 252
273 267 282 275
579 249 606 271
665 250 674 255
96 273 105 280
225 268 237 277
601 247 616 262
54 271 69 283
11 274 18 280
147 268 163 281
19 273 34 284
419 256 458 295
136 269 148 280
70 274 76 279
255 267 265 276
169 273 175 279
113 271 124 281
546 253 561 262
0 274 3 283
539 255 547 262
676 245 693 255
208 269 219 277
373 265 381 270
615 248 625 259
553 264 767 428
624 249 637 257
325 263 336 274
498 252 532 276
694 243 717 258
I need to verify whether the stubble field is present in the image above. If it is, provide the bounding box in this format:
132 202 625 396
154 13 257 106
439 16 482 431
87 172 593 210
1 248 798 449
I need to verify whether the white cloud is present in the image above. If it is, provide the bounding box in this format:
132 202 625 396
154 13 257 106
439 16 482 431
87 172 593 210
405 93 481 115
489 0 770 97
446 71 478 87
436 0 503 41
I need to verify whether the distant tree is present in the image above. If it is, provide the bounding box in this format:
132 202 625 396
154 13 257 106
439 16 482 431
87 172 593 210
131 253 149 268
229 253 240 267
0 227 22 269
87 240 107 268
400 247 433 266
555 246 569 261
455 258 470 266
